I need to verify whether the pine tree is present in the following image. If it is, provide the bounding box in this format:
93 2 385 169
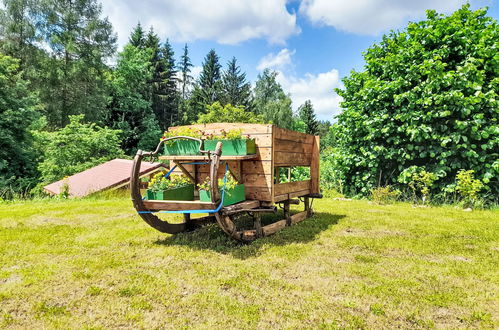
222 57 251 108
158 39 178 128
177 44 193 124
178 44 193 100
198 49 222 104
253 69 293 129
39 0 117 127
129 22 145 49
187 49 222 122
298 100 319 135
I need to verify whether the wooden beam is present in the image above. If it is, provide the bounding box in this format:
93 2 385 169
274 180 311 195
310 135 320 194
174 161 196 183
142 200 217 211
222 200 260 214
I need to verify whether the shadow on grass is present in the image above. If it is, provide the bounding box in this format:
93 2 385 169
153 210 344 259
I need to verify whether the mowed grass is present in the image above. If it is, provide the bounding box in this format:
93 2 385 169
0 197 497 329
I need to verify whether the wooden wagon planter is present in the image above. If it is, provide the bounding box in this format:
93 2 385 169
130 123 321 242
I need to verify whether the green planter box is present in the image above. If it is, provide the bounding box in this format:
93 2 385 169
199 184 245 206
204 139 256 156
163 140 201 155
146 184 194 200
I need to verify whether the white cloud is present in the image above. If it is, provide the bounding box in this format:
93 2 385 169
256 48 296 72
277 69 343 121
300 0 466 35
257 49 343 121
101 0 299 48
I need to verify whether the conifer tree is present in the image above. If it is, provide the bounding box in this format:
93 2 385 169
178 44 193 100
129 22 145 49
298 100 319 135
198 49 222 104
39 0 117 127
187 49 222 122
253 69 293 129
158 39 178 128
222 57 251 108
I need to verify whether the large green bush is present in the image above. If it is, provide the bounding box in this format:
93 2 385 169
35 115 124 184
333 5 498 197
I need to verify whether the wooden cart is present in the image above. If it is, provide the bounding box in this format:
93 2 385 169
130 123 321 242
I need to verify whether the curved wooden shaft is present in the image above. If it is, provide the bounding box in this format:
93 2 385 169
130 151 186 234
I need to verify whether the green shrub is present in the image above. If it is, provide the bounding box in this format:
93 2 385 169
333 5 498 198
371 186 400 204
456 170 484 208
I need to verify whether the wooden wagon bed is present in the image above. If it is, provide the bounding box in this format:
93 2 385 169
130 123 321 242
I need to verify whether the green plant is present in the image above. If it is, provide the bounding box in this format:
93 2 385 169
147 173 191 192
371 186 400 204
197 174 239 191
456 170 484 208
161 127 203 145
399 167 437 204
197 102 265 124
203 128 248 140
332 5 498 197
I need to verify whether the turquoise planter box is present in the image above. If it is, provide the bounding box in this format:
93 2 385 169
146 184 194 200
163 140 201 155
204 139 256 156
199 184 245 206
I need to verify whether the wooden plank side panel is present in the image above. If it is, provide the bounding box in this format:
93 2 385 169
143 200 217 211
274 180 311 196
274 151 312 166
273 139 312 153
310 135 320 194
273 126 314 144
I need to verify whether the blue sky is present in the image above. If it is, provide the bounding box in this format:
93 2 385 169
101 0 498 121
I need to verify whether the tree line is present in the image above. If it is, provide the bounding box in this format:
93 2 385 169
0 0 325 195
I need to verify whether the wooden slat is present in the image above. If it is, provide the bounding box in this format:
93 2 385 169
310 135 320 194
261 211 309 236
274 151 312 166
143 200 217 211
273 126 314 144
274 189 311 202
274 180 311 195
274 139 312 153
245 187 272 201
241 173 272 188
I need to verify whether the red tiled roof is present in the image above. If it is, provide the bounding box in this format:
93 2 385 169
43 159 166 197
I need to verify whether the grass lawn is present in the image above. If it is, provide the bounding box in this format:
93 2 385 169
0 197 497 329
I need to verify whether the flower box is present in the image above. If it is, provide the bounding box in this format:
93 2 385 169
163 140 201 155
199 184 245 206
204 139 256 156
146 184 194 201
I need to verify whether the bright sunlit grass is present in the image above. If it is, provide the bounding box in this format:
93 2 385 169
0 197 497 328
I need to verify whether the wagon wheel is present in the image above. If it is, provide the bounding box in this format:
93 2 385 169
130 148 214 234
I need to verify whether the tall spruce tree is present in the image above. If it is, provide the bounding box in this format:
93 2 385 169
253 69 293 129
298 100 319 135
129 22 145 49
158 39 178 128
222 57 251 108
198 49 222 104
188 49 222 122
177 44 193 124
39 0 117 127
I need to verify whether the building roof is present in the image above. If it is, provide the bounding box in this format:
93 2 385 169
44 159 165 197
